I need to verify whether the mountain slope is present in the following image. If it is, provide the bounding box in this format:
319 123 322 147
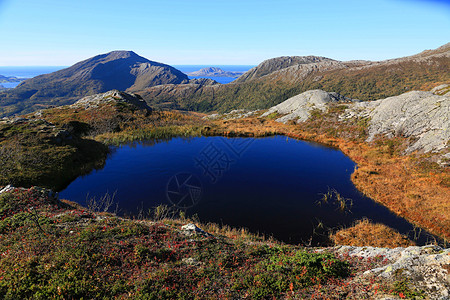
234 56 339 83
0 51 189 117
137 43 450 112
294 44 450 101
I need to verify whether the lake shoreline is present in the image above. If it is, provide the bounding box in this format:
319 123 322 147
59 135 440 246
1 100 448 245
205 116 449 243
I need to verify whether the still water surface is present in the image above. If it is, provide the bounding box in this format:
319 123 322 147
60 136 434 245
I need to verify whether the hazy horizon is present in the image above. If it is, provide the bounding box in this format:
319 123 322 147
0 65 256 85
0 0 449 66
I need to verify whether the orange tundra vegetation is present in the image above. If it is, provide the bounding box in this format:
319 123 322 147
330 218 415 248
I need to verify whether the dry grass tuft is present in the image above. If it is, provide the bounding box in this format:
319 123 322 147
330 219 416 248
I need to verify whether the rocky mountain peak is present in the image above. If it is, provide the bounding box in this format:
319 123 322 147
83 50 143 63
235 55 336 83
103 50 140 59
0 51 189 116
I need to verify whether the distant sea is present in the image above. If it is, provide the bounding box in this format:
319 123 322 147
0 66 66 78
0 65 255 88
0 66 66 88
175 65 254 84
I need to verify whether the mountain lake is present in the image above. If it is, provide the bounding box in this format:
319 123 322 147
59 135 437 245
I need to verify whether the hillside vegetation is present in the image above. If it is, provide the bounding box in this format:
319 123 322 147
0 88 449 298
0 118 108 190
0 51 189 117
2 87 448 243
0 187 430 299
138 43 450 112
1 44 448 117
0 91 206 190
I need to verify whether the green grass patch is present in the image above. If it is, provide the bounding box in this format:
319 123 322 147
95 125 203 145
0 189 353 299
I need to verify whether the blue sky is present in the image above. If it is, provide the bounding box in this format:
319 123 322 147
0 0 448 65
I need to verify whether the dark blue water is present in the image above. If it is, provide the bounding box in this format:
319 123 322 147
60 136 435 245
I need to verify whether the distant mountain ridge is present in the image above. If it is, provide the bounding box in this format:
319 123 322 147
234 56 337 83
137 43 450 112
1 44 449 117
188 67 244 78
0 75 26 83
0 51 190 116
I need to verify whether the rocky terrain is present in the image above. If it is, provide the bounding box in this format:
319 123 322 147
188 67 244 78
70 89 152 112
262 89 357 123
341 90 450 155
205 109 261 120
263 87 450 157
334 245 450 300
234 56 338 83
0 51 191 117
271 43 450 88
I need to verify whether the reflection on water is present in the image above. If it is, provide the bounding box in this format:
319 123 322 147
60 136 439 245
